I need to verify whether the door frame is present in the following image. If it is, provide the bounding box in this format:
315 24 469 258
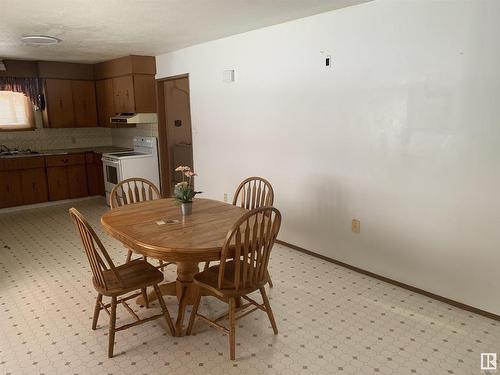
156 73 190 197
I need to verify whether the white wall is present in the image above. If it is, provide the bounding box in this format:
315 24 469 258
156 0 500 315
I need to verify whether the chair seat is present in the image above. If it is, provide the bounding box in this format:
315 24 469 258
96 259 164 295
194 261 268 297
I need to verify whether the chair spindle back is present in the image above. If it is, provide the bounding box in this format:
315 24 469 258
110 178 161 208
69 208 122 291
232 177 274 210
219 206 281 291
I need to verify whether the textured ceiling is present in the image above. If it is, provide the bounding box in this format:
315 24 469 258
0 0 370 63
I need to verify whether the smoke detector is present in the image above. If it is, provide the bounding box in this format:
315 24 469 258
21 35 61 45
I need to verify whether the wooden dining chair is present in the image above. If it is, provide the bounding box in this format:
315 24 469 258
187 206 281 360
110 178 171 271
232 176 274 210
69 208 175 358
204 176 276 287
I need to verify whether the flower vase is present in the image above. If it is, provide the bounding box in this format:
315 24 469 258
181 202 193 216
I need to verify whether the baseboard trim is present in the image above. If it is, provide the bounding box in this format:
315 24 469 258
276 239 500 322
0 196 105 214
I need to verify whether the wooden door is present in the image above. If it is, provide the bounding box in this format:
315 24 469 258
0 171 23 208
113 75 135 113
67 164 88 198
133 74 156 112
20 168 49 204
45 79 75 128
47 166 70 201
162 77 193 190
95 79 115 127
72 80 98 127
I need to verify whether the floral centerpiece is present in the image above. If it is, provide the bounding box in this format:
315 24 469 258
174 166 201 215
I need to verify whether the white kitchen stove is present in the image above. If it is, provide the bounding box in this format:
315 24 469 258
101 136 160 205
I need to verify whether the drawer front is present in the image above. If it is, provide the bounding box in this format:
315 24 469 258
0 156 46 171
45 153 85 167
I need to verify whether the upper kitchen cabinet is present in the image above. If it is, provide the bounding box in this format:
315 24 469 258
40 61 98 128
43 78 98 128
4 57 156 128
43 79 75 128
72 80 98 127
132 74 156 113
94 55 157 117
95 78 115 127
113 75 135 113
111 74 156 114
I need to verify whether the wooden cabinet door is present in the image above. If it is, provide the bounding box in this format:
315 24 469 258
20 168 49 205
45 79 75 128
95 79 116 127
0 171 23 208
67 164 88 198
113 75 135 113
72 80 98 127
47 166 70 201
86 153 105 196
86 163 105 196
133 74 156 112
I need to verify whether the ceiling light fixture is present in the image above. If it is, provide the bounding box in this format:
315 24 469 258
21 35 61 45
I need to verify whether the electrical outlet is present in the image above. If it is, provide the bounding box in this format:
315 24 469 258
223 193 228 202
351 219 361 234
71 136 76 144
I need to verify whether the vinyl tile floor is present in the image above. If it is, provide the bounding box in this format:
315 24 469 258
0 197 498 375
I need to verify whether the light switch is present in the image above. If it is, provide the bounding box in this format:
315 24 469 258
223 69 235 83
352 219 361 234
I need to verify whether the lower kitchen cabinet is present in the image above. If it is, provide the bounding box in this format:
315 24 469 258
67 164 88 198
20 168 49 205
0 157 48 208
46 166 70 201
46 153 88 201
1 151 105 208
0 170 23 208
86 152 105 196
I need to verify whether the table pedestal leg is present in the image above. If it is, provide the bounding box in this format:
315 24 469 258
136 261 200 336
174 261 199 336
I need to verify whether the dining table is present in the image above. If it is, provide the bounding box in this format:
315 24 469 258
100 197 248 336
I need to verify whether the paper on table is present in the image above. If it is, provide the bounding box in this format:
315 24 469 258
156 219 180 225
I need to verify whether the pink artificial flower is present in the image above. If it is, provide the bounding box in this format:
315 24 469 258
184 171 197 177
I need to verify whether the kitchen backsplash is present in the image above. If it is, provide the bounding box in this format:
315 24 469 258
0 113 113 151
0 112 158 151
0 127 113 151
111 122 159 148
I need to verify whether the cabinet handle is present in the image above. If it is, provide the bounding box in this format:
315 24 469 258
59 99 63 108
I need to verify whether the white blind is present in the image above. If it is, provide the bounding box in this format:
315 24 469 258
0 91 33 129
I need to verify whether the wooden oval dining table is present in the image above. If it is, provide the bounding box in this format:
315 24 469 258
100 197 249 336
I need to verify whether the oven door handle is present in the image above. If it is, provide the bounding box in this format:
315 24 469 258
102 157 119 164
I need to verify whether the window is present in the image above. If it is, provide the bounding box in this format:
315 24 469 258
0 91 35 131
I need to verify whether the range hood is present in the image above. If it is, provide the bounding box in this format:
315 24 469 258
110 113 158 124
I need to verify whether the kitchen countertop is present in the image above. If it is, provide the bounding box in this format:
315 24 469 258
0 146 131 159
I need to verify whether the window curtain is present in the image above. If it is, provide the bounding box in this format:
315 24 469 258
0 77 43 110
